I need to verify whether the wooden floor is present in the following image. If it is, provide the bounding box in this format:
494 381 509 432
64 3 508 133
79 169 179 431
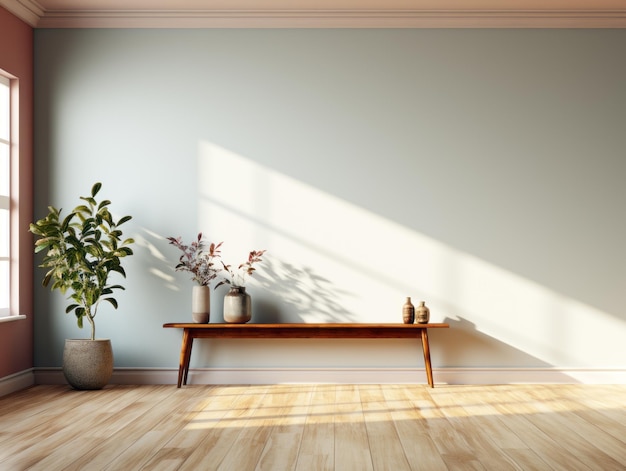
0 384 625 470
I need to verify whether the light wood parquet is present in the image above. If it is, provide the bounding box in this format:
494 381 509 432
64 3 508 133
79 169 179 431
0 384 624 470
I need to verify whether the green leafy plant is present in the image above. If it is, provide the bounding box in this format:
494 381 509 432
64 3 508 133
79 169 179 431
216 249 266 288
167 233 223 286
29 183 134 340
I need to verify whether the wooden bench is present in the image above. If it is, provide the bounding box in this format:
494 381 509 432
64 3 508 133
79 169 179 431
163 323 449 388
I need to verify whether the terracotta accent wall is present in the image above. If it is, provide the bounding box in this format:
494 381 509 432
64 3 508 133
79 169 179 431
0 6 34 379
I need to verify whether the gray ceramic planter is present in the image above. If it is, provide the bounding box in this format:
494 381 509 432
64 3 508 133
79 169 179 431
63 339 114 390
223 286 252 323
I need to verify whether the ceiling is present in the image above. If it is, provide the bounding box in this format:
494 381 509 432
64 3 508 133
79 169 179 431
2 0 626 28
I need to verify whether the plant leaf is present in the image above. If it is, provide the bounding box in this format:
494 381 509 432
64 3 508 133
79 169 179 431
103 298 118 309
91 182 102 197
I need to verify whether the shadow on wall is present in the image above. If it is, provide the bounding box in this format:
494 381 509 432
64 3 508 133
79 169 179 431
251 256 355 324
433 316 613 383
438 317 553 368
134 228 355 324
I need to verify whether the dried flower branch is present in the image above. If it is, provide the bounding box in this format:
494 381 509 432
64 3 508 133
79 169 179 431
216 249 266 288
167 233 223 287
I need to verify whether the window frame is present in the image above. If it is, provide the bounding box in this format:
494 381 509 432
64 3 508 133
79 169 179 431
0 71 25 322
0 74 10 318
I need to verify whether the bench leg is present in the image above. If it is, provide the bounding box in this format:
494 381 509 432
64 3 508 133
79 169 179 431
421 329 434 388
177 329 194 388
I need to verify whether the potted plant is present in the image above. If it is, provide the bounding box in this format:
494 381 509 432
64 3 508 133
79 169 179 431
167 233 223 323
29 182 134 389
216 249 266 323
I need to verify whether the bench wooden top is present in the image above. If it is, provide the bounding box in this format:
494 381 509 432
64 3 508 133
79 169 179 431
164 322 449 328
163 322 449 338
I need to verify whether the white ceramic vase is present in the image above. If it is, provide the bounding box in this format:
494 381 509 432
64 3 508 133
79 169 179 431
192 285 211 323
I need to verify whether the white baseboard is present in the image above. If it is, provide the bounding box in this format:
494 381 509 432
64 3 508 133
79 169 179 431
0 369 35 397
435 367 626 385
187 368 427 385
32 367 626 386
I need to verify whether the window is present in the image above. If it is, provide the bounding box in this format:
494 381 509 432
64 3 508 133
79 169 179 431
0 75 10 318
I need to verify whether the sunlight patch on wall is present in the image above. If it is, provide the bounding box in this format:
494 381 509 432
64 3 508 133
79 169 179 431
198 140 448 324
134 228 179 291
197 141 625 366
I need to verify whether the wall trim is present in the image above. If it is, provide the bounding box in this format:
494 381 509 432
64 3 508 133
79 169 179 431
0 369 35 397
0 314 27 323
33 367 626 386
37 10 626 28
2 1 626 28
35 10 626 29
0 0 43 26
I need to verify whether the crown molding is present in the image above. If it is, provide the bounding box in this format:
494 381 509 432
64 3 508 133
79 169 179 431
0 0 44 26
36 9 626 29
2 0 626 28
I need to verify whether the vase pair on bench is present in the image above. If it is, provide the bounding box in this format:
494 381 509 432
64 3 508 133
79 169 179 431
192 285 251 323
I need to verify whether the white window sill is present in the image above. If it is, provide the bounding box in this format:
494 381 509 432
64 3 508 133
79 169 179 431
0 315 27 323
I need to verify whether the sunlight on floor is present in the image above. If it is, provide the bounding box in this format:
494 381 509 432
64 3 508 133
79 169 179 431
182 384 626 432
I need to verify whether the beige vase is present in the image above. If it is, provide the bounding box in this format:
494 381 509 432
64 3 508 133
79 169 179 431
415 301 430 324
223 286 252 323
402 297 415 324
63 339 114 390
192 285 211 323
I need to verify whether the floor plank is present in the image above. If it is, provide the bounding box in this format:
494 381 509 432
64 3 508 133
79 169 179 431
382 385 448 471
177 385 272 470
428 386 519 471
360 384 412 471
333 384 374 471
142 385 246 470
255 385 311 471
296 384 335 471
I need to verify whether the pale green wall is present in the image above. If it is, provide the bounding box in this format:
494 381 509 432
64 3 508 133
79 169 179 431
33 29 626 371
